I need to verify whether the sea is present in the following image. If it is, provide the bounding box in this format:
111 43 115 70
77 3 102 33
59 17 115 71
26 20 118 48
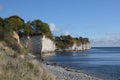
43 47 120 80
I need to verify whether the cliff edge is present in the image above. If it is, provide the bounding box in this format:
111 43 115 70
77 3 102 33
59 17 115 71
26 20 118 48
55 35 91 52
0 15 91 55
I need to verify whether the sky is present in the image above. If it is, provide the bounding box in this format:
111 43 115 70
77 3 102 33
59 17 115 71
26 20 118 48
0 0 120 47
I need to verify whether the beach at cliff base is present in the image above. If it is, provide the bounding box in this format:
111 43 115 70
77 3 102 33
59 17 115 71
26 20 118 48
42 63 103 80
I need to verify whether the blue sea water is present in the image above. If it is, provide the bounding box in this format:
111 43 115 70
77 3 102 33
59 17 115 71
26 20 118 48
44 47 120 80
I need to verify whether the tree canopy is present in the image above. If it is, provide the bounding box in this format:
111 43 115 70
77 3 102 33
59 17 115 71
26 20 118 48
0 15 53 38
55 35 90 49
0 15 90 45
4 15 25 31
28 19 52 38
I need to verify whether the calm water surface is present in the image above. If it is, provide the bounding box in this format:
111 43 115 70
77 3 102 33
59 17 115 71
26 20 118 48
44 47 120 80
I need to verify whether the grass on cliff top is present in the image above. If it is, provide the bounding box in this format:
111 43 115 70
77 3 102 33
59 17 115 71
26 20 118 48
0 42 55 80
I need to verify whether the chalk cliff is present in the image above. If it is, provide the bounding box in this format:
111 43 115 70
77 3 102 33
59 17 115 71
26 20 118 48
41 35 56 53
14 31 90 54
1 15 91 56
63 43 90 51
67 44 82 51
12 31 22 48
55 35 91 52
20 35 42 54
19 34 56 54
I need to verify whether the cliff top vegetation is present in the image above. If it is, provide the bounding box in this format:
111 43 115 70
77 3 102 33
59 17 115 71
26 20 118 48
55 35 90 49
0 15 53 39
0 15 90 50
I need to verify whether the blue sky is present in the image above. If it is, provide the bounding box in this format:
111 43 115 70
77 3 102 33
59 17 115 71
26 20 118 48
0 0 120 47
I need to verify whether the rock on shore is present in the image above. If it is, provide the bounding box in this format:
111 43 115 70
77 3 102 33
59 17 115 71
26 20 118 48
42 63 103 80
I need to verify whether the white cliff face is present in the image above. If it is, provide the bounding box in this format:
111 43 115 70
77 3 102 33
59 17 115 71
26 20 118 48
82 43 91 50
12 31 23 48
86 42 91 50
65 43 91 51
19 34 90 54
20 35 42 54
41 35 56 53
67 44 82 51
20 35 56 54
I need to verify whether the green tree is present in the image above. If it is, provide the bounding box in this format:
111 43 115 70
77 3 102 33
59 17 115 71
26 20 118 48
30 19 52 38
24 24 34 35
30 19 43 30
41 23 52 38
4 15 25 31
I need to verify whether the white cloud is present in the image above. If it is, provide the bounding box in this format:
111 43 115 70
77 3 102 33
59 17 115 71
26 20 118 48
0 5 4 11
90 36 120 47
49 23 60 32
64 32 71 36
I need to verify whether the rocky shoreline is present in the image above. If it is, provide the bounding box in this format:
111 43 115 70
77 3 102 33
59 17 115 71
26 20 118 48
26 53 104 80
42 62 103 80
28 52 103 80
